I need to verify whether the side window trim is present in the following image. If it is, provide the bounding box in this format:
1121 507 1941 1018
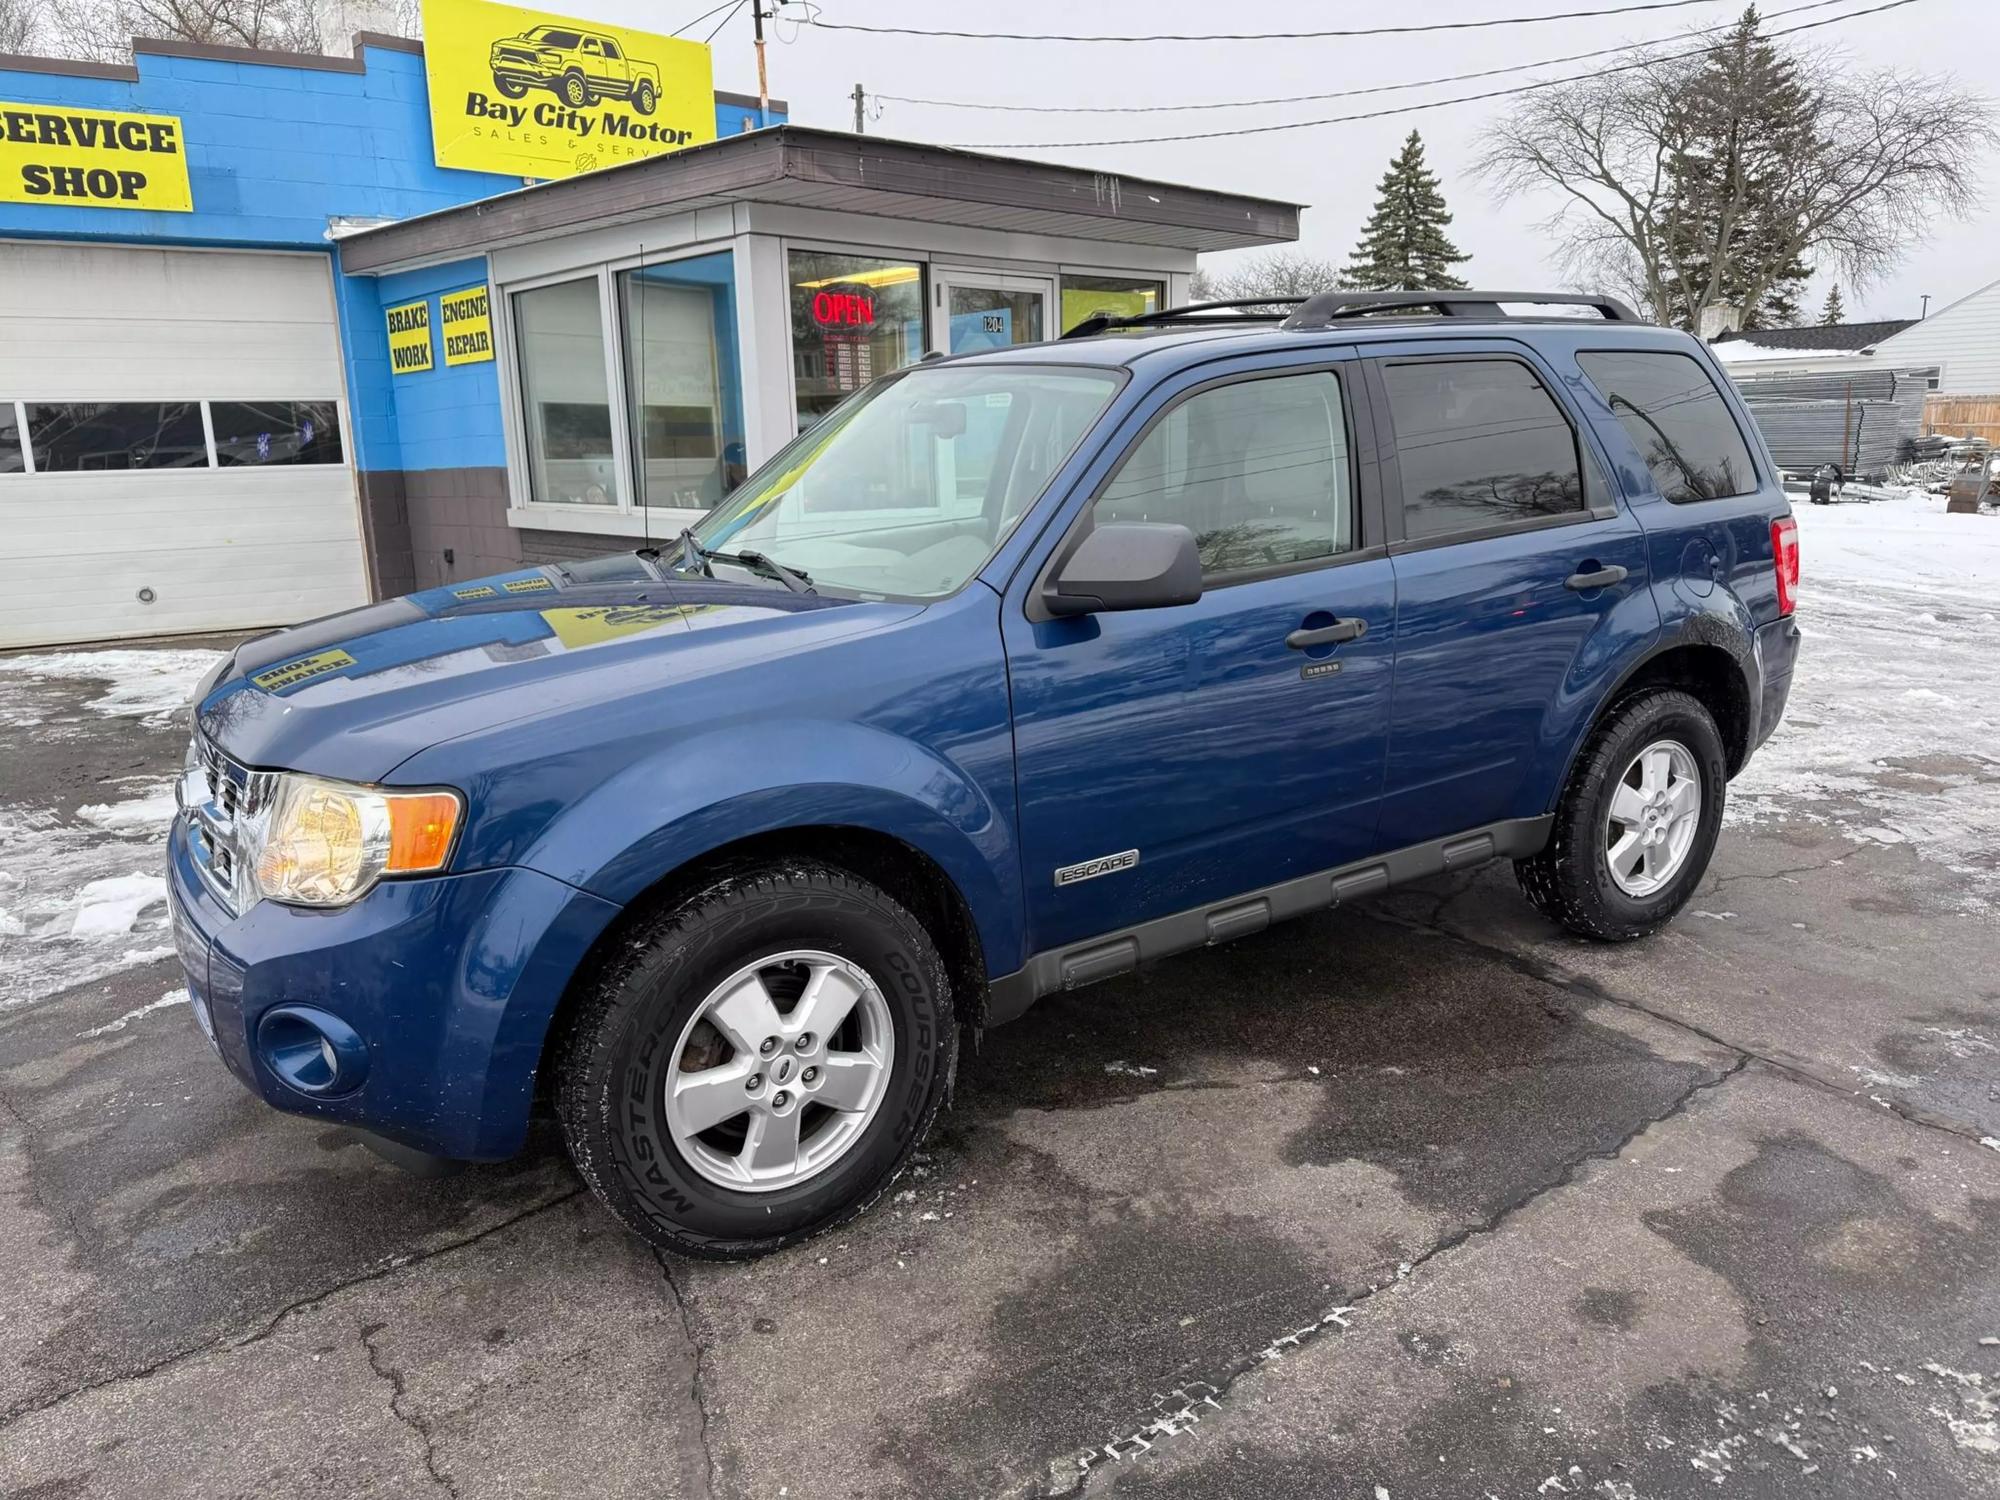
1368 349 1612 553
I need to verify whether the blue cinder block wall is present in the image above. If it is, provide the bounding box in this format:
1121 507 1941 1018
0 32 788 594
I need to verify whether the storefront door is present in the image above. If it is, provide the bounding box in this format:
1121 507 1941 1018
931 269 1055 355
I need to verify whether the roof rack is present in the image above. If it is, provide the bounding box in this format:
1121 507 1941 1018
1060 297 1306 340
1280 290 1643 329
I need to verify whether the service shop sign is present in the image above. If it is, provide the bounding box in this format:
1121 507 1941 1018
0 102 192 211
420 0 716 181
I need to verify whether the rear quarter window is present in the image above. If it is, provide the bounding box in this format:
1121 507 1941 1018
1577 350 1759 503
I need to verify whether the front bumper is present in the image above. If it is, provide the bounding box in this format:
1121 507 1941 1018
168 815 620 1160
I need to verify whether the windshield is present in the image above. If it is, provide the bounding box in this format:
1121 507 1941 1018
687 364 1121 599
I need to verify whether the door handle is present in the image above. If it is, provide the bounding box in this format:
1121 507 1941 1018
1286 618 1368 650
1564 565 1629 592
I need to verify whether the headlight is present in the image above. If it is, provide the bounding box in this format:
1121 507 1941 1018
242 773 462 908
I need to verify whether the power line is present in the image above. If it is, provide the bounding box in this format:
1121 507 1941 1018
874 0 1853 115
704 0 751 46
671 0 742 38
940 0 1925 149
808 0 1734 43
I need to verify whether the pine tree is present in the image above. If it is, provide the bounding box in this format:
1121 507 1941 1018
1345 131 1471 291
1660 8 1816 330
1819 283 1845 326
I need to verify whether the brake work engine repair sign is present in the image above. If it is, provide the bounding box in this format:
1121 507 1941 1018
0 102 192 211
420 0 716 181
386 299 435 376
440 284 495 365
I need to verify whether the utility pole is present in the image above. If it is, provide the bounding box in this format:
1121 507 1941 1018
852 84 866 134
751 3 771 129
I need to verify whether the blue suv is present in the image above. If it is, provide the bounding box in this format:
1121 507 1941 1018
169 291 1801 1258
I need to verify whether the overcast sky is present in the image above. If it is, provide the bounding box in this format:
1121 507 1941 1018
588 0 1998 324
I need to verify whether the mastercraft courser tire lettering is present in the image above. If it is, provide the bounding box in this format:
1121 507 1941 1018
555 863 955 1260
1515 688 1727 942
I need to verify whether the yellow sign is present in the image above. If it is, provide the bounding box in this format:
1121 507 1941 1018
0 101 193 212
541 604 713 650
440 284 495 365
386 298 434 376
252 649 357 693
420 0 717 181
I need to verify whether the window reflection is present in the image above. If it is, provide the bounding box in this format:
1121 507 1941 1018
789 251 925 433
1383 361 1584 539
514 278 618 506
620 252 747 508
23 402 208 472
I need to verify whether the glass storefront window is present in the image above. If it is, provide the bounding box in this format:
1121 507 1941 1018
619 251 746 509
1060 273 1165 334
0 404 22 473
788 251 926 433
514 278 619 506
211 400 343 467
23 402 209 471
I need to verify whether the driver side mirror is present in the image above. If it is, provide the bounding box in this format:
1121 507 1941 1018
1043 522 1203 617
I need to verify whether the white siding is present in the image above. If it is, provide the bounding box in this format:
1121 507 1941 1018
1869 276 2000 396
0 242 368 649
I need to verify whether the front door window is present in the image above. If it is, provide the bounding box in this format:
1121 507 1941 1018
934 271 1053 356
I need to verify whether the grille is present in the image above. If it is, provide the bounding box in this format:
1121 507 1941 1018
186 736 257 913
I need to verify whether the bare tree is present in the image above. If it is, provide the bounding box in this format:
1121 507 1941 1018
0 0 44 52
51 0 332 62
1474 19 1992 330
1192 251 1347 305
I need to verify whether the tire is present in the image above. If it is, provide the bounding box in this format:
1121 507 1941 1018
494 75 528 99
563 71 591 107
555 863 956 1260
1515 688 1727 941
632 80 657 115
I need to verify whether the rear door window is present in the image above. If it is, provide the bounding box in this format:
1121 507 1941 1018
1576 350 1759 502
1381 358 1584 541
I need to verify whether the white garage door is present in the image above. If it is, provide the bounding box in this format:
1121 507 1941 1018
0 242 370 649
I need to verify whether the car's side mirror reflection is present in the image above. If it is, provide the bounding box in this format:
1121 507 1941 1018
1043 521 1203 617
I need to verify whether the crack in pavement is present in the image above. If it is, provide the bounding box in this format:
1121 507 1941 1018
0 1187 583 1431
1368 902 2000 1153
359 1318 459 1498
1033 1053 1753 1498
654 1247 722 1500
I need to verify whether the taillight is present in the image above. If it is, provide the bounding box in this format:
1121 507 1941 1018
1771 515 1799 617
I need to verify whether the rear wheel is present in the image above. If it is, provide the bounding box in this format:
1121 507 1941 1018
632 79 658 114
555 863 955 1259
1515 689 1726 941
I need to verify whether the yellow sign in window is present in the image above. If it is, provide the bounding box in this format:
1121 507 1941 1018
386 298 435 377
0 101 193 212
420 0 718 181
440 284 495 366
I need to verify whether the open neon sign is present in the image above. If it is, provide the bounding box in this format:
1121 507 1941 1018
811 288 875 329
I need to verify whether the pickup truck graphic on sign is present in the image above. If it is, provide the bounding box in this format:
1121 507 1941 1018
488 25 660 114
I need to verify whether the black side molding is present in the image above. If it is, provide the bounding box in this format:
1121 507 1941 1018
982 815 1555 1028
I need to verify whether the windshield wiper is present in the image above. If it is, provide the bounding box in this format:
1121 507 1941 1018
674 532 813 594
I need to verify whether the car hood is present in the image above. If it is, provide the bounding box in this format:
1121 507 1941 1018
197 555 916 782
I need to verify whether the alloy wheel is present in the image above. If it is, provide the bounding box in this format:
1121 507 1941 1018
1603 738 1702 898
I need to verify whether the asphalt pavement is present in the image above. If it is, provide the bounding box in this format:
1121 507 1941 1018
1 633 1996 1499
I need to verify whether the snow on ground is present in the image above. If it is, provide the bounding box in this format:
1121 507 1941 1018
0 646 217 1010
1728 491 2000 905
0 648 220 730
77 986 189 1040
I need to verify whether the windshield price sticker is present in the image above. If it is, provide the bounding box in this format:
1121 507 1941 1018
0 102 193 211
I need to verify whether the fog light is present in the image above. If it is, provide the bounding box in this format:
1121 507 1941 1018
255 1005 368 1097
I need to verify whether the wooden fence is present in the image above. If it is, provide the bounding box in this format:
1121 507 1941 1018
1922 395 2000 444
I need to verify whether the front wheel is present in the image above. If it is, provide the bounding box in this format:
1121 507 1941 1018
555 863 956 1259
1515 688 1727 941
562 71 592 107
493 75 528 99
